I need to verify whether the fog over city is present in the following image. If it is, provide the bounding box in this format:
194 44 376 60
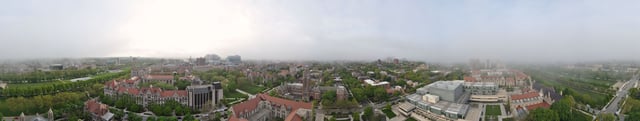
1 0 639 62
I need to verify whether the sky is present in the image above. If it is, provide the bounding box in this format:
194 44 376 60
1 0 640 62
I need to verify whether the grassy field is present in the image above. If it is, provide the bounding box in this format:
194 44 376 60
405 118 417 121
224 90 249 99
484 105 502 121
238 85 267 94
522 67 620 108
382 108 396 118
485 105 502 115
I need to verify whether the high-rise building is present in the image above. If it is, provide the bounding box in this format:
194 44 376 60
187 82 223 111
195 57 206 66
227 55 242 63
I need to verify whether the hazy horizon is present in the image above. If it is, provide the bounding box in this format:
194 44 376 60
1 0 640 62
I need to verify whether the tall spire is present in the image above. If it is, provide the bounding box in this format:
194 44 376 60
48 108 54 121
20 112 26 121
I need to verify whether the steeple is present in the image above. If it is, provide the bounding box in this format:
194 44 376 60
20 112 26 121
48 108 54 121
539 88 544 96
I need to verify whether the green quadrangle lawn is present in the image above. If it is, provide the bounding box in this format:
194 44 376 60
485 105 502 116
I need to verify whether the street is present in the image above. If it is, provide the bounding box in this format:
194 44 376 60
600 73 639 121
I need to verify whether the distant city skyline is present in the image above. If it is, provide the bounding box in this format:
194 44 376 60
1 0 640 62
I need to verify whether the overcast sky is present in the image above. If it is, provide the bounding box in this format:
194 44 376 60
1 0 639 62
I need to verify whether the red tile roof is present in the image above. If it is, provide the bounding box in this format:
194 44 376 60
230 94 312 121
284 109 304 121
105 80 118 88
526 101 551 110
85 99 109 116
511 91 540 100
464 76 477 82
140 87 163 94
161 90 188 97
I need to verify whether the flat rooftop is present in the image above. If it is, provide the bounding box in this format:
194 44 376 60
426 80 465 91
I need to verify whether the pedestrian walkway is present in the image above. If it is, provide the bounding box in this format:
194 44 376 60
235 89 255 99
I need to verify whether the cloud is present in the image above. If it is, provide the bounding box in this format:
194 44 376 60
1 0 640 62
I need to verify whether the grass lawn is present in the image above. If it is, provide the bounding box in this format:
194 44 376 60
224 90 249 99
405 118 417 121
502 118 514 121
238 85 266 94
484 105 502 121
572 109 593 121
485 105 502 116
382 108 396 118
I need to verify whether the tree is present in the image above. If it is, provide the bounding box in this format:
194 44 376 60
129 104 142 113
0 112 4 121
322 90 337 104
183 113 196 121
373 87 388 101
128 112 143 121
385 103 392 110
175 106 184 116
175 80 191 90
351 88 366 102
526 108 559 121
269 90 278 97
551 96 574 121
213 112 221 121
352 112 360 121
329 117 337 121
163 106 173 116
363 106 374 121
168 116 178 121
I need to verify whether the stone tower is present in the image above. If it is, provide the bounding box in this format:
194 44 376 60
19 112 25 121
48 108 54 121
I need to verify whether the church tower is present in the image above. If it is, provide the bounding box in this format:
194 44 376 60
48 108 54 121
19 112 26 121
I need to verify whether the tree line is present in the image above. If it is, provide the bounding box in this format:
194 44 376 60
526 95 596 121
0 68 102 83
0 69 129 97
2 92 87 117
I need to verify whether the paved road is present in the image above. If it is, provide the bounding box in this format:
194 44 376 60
602 74 638 113
600 73 638 121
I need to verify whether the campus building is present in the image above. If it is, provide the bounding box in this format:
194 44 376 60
416 80 465 102
464 69 530 87
463 82 498 95
85 99 114 121
229 94 313 121
406 80 470 120
15 109 54 121
510 88 555 114
103 76 223 111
